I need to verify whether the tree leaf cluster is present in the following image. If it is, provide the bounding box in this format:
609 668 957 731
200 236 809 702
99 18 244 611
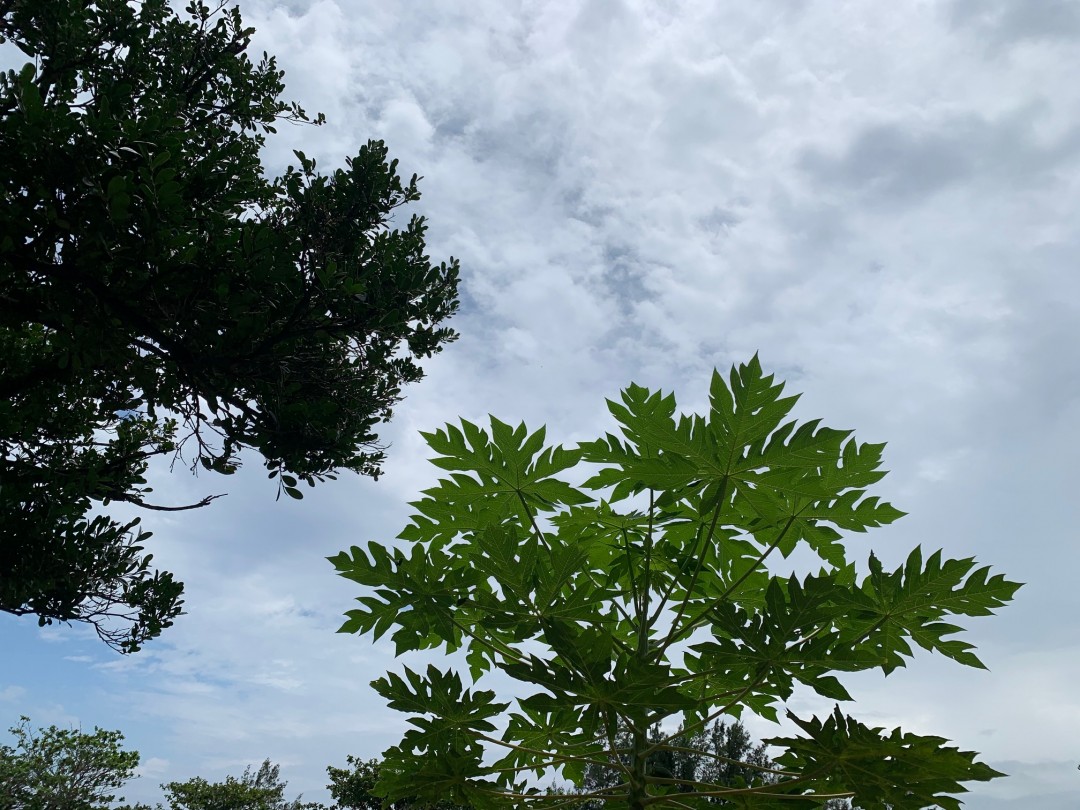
161 759 323 810
0 715 140 809
0 0 459 651
333 357 1020 809
560 719 776 809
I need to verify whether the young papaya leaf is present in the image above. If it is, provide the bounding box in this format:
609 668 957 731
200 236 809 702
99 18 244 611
838 547 1022 674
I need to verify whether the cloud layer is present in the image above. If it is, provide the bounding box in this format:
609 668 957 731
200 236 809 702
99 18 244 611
3 1 1079 806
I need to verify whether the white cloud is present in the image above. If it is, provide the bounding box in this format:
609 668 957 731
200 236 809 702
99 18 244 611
135 756 170 781
0 685 26 703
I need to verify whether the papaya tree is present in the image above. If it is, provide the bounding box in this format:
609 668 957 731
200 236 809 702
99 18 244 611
332 357 1019 809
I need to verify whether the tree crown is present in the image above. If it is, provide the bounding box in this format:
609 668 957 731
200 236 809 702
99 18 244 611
0 716 140 809
1 0 459 651
333 357 1019 809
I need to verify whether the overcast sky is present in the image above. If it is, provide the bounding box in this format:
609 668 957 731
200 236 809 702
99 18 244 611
3 0 1080 807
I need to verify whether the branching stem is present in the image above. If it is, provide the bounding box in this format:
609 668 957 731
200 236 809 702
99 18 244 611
654 478 729 655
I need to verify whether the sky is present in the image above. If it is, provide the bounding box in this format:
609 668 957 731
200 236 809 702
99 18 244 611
3 0 1080 806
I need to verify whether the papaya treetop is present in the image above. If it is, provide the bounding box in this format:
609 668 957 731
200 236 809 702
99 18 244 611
0 0 459 651
333 357 1020 810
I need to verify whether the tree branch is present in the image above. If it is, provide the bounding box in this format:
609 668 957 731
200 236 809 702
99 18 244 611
108 492 226 511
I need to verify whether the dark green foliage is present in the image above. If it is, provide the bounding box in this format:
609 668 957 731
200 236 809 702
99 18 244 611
0 0 459 651
327 755 468 810
0 716 140 809
327 757 384 810
164 759 324 810
571 720 776 808
333 357 1019 809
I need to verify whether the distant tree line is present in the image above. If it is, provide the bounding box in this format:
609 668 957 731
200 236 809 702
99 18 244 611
1 715 863 809
555 719 856 809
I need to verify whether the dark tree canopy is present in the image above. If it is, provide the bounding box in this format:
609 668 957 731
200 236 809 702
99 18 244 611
327 755 468 810
573 720 859 808
164 759 321 810
326 756 384 810
0 0 459 651
572 720 776 808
